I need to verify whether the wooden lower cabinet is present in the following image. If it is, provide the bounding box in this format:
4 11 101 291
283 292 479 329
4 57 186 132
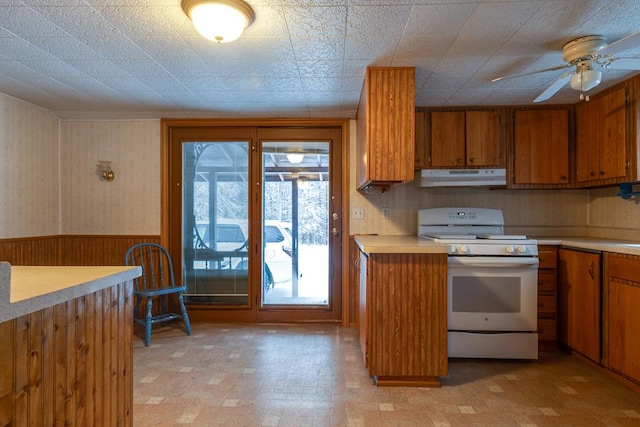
604 253 640 385
358 250 447 386
0 281 133 426
558 248 601 363
537 246 558 350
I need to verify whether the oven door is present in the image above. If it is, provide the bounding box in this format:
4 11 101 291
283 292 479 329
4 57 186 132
447 256 539 332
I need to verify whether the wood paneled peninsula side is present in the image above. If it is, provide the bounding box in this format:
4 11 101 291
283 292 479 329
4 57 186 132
0 262 141 426
354 235 448 386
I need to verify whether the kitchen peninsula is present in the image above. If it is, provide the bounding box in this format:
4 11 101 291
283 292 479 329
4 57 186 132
0 262 141 425
355 235 448 386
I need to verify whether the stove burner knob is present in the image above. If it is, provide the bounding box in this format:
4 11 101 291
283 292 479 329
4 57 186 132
505 245 515 254
455 245 469 254
516 245 527 254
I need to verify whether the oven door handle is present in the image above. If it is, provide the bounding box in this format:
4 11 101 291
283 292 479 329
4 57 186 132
448 257 539 268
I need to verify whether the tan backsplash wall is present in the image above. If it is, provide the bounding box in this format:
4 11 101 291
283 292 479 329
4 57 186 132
587 187 640 240
0 94 60 239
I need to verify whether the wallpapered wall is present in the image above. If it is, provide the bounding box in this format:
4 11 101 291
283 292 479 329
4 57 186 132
60 120 160 235
0 94 59 238
1 95 638 239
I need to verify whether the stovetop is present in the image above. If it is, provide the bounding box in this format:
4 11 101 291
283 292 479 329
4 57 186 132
417 207 538 256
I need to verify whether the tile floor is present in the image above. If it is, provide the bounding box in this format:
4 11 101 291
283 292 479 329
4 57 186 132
133 323 640 426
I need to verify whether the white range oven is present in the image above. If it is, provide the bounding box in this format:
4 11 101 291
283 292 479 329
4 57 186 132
418 207 539 360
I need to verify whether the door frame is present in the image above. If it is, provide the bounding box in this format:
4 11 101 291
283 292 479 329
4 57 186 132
161 119 350 325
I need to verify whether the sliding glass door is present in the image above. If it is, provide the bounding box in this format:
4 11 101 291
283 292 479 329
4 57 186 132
167 124 343 322
261 141 330 306
182 140 250 305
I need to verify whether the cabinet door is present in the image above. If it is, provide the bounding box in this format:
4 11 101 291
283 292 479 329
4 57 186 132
430 111 465 167
358 251 369 368
513 109 570 185
575 99 599 183
576 86 628 184
357 67 415 188
466 110 502 167
558 249 601 362
606 254 640 383
598 87 627 180
414 111 426 169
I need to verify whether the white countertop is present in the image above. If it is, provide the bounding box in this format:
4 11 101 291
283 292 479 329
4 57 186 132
0 262 142 323
534 237 640 256
355 234 640 257
354 235 449 254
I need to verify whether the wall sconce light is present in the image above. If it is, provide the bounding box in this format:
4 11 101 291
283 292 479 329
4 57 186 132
181 0 255 44
97 161 116 182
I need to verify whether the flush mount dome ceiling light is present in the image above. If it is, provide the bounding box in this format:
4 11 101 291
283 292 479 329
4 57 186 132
182 0 255 44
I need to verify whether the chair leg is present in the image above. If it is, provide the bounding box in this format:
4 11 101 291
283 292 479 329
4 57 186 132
178 293 192 336
145 297 153 347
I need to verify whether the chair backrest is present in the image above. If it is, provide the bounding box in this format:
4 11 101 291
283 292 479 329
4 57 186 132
125 243 177 292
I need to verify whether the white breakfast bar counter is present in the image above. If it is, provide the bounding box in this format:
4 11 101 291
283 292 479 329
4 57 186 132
0 261 141 426
0 262 141 323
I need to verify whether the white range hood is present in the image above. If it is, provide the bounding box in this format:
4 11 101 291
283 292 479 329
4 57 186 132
415 168 507 187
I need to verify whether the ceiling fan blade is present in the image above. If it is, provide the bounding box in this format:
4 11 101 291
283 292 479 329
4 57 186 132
600 31 640 55
533 72 573 103
603 57 640 70
492 64 571 82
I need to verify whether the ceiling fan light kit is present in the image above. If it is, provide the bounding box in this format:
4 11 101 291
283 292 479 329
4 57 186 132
182 0 255 44
569 62 602 92
493 31 640 103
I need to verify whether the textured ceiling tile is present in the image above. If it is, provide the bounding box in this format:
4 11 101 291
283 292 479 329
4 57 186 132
218 76 304 92
201 59 299 78
0 6 63 37
95 6 175 39
241 5 289 38
301 77 342 91
297 59 343 78
2 0 640 118
65 59 134 78
346 5 411 37
290 37 345 60
16 60 86 79
0 36 55 61
23 37 104 61
284 5 347 38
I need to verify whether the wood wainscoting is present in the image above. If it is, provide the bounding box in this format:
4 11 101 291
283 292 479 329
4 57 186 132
0 235 160 266
0 280 133 425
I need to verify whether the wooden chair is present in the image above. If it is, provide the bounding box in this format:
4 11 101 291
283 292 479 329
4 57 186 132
125 243 192 346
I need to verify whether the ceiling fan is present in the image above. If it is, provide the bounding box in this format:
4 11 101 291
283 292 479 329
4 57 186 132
493 31 640 102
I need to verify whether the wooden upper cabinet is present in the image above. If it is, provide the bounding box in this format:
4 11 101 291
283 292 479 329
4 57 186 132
430 111 465 167
428 110 503 168
466 110 503 166
414 110 426 169
576 85 628 185
512 108 570 186
356 67 415 190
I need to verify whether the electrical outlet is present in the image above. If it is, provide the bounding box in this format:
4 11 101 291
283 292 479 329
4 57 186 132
352 207 364 219
381 207 389 219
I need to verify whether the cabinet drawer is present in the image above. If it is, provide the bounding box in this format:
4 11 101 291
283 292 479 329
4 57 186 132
538 272 557 293
538 318 557 341
608 254 640 283
538 250 558 269
538 295 556 315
